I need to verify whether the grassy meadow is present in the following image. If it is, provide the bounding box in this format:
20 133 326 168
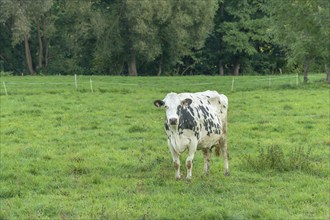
0 74 329 219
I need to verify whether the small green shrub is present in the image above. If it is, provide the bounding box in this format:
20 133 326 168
287 146 313 171
241 145 314 173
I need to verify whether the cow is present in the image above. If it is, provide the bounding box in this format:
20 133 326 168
154 90 229 180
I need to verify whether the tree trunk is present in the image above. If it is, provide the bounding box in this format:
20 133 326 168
36 19 43 70
220 3 224 17
44 40 49 67
128 52 137 76
303 58 310 83
157 56 162 76
233 58 240 76
24 34 35 75
181 67 189 75
219 60 224 76
175 66 180 75
325 64 330 83
43 17 49 67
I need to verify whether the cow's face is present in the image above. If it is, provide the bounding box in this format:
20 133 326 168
154 93 192 126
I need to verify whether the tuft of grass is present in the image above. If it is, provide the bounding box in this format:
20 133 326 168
288 146 314 171
128 125 149 133
241 145 315 173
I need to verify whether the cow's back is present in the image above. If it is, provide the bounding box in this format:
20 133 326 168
191 90 228 122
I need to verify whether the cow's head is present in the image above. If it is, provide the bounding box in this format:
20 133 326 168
154 93 192 126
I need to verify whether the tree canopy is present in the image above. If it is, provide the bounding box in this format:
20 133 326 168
0 0 329 81
266 0 330 82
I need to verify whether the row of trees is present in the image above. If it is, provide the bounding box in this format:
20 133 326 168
0 0 329 81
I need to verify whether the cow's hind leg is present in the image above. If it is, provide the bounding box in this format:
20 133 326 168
202 149 211 175
219 137 230 176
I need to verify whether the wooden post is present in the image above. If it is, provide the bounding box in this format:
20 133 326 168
296 73 299 86
74 74 78 89
231 77 235 91
90 78 93 93
3 81 8 96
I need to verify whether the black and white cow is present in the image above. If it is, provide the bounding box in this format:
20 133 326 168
154 90 229 180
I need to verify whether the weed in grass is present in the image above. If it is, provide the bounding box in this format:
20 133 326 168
241 145 316 174
283 104 293 111
128 125 149 133
288 146 313 171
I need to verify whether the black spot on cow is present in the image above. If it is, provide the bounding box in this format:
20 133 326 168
200 111 222 136
198 105 210 117
188 106 195 116
178 106 197 131
194 131 200 139
194 107 201 119
164 122 170 131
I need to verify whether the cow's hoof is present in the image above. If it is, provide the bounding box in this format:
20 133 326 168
224 171 230 176
185 176 192 182
202 173 209 179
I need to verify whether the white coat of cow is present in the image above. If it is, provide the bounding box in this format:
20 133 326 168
154 90 229 180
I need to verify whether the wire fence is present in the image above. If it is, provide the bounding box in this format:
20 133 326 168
0 74 326 96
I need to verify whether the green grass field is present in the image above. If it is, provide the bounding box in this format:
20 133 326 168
0 74 329 219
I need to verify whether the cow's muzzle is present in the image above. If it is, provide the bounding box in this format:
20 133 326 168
169 118 178 125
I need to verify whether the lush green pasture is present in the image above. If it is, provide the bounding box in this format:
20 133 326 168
0 75 329 219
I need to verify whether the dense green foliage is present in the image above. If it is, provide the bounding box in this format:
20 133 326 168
0 75 329 219
265 0 330 82
0 0 329 78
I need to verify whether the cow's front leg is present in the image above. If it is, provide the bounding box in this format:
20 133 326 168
186 143 197 180
202 148 211 175
168 143 181 180
220 137 230 176
173 158 181 180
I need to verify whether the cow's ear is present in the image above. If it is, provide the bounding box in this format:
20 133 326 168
181 98 192 106
154 100 165 108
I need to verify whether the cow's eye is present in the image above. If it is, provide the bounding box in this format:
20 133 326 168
165 105 169 109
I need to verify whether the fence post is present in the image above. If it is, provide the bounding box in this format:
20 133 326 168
231 77 235 91
296 73 299 86
3 81 8 96
90 78 94 93
74 74 78 89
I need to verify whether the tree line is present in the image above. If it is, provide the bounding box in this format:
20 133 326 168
0 0 329 82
